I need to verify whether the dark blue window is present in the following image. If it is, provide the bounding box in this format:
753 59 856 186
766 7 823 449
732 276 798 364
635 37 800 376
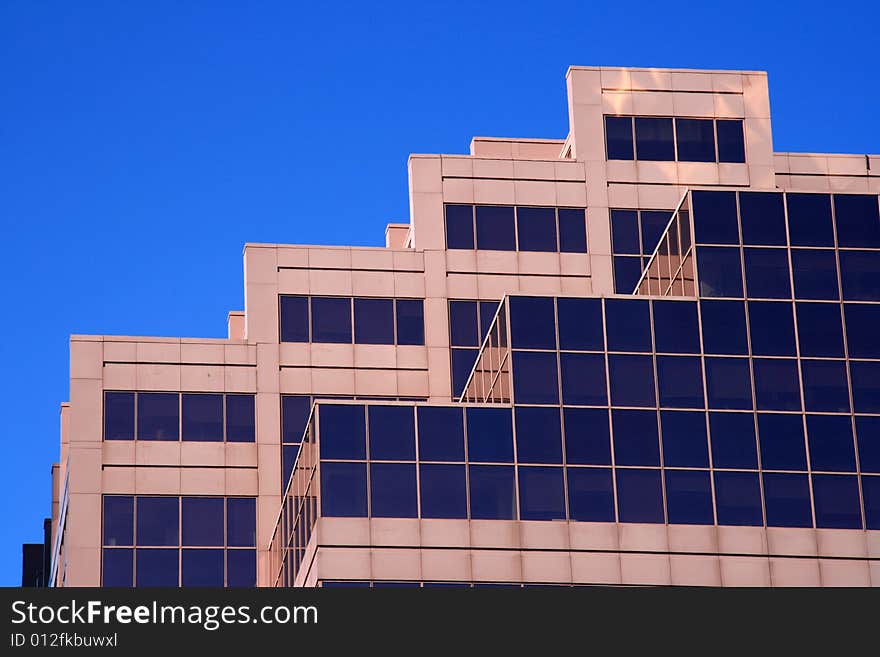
605 298 651 352
605 116 634 160
319 404 366 460
796 302 844 357
692 191 739 245
557 297 604 351
661 411 709 467
616 469 664 523
182 497 224 546
611 210 640 254
467 407 514 463
635 117 674 161
863 476 880 529
515 406 562 464
468 465 516 519
748 301 796 356
709 412 758 469
369 406 415 460
758 413 806 471
395 299 425 345
282 395 311 444
697 247 743 297
136 497 179 546
753 359 801 411
640 212 671 255
834 194 880 248
675 118 715 162
311 297 352 343
700 300 748 354
512 351 559 405
791 250 839 300
656 356 704 408
787 193 833 246
563 408 611 465
182 549 224 587
608 354 656 407
812 475 862 529
226 394 255 443
516 207 557 252
103 496 134 546
320 462 367 517
417 406 464 461
280 296 309 342
182 393 223 442
714 472 762 526
558 208 588 253
475 205 515 251
445 204 474 249
227 498 256 547
105 392 134 440
704 357 752 410
807 415 856 472
652 301 700 354
451 348 478 398
102 549 133 586
845 304 880 357
509 296 556 349
613 256 644 294
419 464 467 518
665 470 713 525
839 250 880 301
567 468 614 521
478 301 499 341
857 416 880 473
560 353 607 405
137 393 179 441
354 298 393 345
612 410 660 466
282 445 298 488
449 301 478 347
802 360 850 413
763 473 812 528
227 550 257 587
739 192 786 246
370 463 417 518
136 549 178 587
716 120 745 163
744 249 791 299
518 467 566 520
850 361 880 413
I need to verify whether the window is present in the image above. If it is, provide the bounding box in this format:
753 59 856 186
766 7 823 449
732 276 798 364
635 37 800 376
282 395 311 481
613 256 644 294
445 204 474 249
182 549 224 587
283 296 424 345
354 298 393 344
839 250 880 301
136 550 179 587
563 408 611 465
451 348 478 399
509 296 557 349
692 191 739 245
748 301 796 356
704 357 752 410
182 393 223 441
700 300 748 355
856 416 880 473
611 210 640 254
102 549 133 586
605 298 651 352
812 475 862 529
807 415 855 472
845 304 880 358
612 410 660 466
834 194 880 248
661 411 709 467
320 462 367 517
417 406 464 461
137 497 179 546
697 247 743 297
518 467 565 520
714 472 762 526
475 205 515 251
395 299 424 345
762 473 812 528
137 393 179 441
787 193 834 246
652 300 700 354
796 302 844 357
179 498 223 548
558 208 588 253
369 406 415 460
226 498 256 547
419 464 467 518
866 476 880 530
605 116 634 160
739 192 786 246
226 394 255 442
567 468 614 521
801 360 850 413
280 296 309 342
656 356 704 408
515 407 562 464
103 496 134 546
675 118 715 162
616 469 664 523
227 550 257 588
560 353 607 405
516 206 557 252
743 249 791 298
757 413 807 471
753 359 801 411
468 465 516 519
665 470 713 524
512 351 559 405
319 404 366 460
641 211 671 255
850 361 880 413
791 250 839 300
449 301 479 347
716 119 745 163
311 297 352 343
635 117 674 161
709 412 758 469
557 297 603 351
104 392 135 441
608 355 656 407
478 301 499 341
466 407 514 462
370 463 417 518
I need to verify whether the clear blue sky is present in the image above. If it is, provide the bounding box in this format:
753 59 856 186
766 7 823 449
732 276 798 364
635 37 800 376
1 0 878 585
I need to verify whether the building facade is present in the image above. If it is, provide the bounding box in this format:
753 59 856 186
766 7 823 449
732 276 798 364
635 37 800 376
48 66 880 587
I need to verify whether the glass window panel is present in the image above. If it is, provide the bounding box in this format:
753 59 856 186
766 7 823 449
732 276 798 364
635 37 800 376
445 204 474 249
807 415 856 472
136 497 179 546
758 413 807 471
104 392 134 441
610 209 640 254
560 353 607 405
605 298 651 352
227 549 257 587
515 406 562 464
709 412 758 469
839 250 880 301
834 194 880 248
226 498 256 547
845 303 880 358
697 247 743 297
319 404 366 460
787 193 834 246
661 411 709 467
103 496 134 546
743 248 791 298
518 467 565 520
181 497 224 546
716 119 745 163
449 301 478 347
559 208 588 253
225 394 255 443
353 298 393 345
282 445 299 489
311 297 352 343
563 408 611 465
395 299 424 345
466 407 514 463
605 115 634 160
791 249 839 300
753 359 801 411
634 117 674 161
762 473 812 528
652 300 700 354
468 465 516 519
739 192 787 246
451 348 478 399
796 302 844 357
692 191 739 245
280 295 309 343
748 301 796 356
137 392 179 441
857 416 880 473
608 354 656 407
282 395 311 443
417 406 465 462
135 549 179 587
665 470 713 525
612 409 660 466
475 205 515 251
704 357 753 410
419 464 467 519
675 118 715 162
557 297 604 351
478 301 499 342
700 300 748 355
802 360 850 413
512 351 559 405
370 463 417 518
656 356 704 408
864 476 880 530
102 548 133 586
812 475 862 529
320 462 367 517
850 361 880 413
640 211 672 256
616 469 664 523
181 549 224 587
567 467 614 522
509 296 556 349
714 472 762 526
613 256 644 294
369 405 416 460
516 206 557 252
181 393 223 442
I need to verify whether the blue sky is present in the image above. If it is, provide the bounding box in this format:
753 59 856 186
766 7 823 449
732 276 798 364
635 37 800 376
1 0 878 585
